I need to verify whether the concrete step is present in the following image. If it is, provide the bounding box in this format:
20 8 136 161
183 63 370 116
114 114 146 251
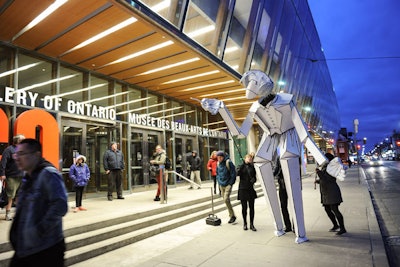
0 186 264 267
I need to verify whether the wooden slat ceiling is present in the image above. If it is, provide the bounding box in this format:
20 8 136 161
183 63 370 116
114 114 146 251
0 0 249 120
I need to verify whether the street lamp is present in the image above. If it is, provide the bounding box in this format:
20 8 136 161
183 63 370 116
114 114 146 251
354 119 359 164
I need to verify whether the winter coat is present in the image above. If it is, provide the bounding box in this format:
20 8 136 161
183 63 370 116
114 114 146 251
103 149 125 171
216 155 236 187
69 163 90 187
316 165 343 205
10 159 68 257
237 162 257 201
207 157 217 176
189 153 201 171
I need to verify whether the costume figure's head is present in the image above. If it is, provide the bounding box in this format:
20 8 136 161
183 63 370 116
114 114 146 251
240 70 274 99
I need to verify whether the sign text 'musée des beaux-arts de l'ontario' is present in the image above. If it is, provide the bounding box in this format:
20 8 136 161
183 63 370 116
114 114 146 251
1 87 226 138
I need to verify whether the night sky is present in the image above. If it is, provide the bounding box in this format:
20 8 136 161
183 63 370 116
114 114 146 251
308 0 400 152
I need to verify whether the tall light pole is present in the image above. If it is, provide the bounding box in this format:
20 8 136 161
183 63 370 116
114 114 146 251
354 119 359 164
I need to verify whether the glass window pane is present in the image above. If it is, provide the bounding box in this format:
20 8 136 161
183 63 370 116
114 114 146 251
183 0 216 52
59 65 84 102
18 53 53 96
223 0 253 70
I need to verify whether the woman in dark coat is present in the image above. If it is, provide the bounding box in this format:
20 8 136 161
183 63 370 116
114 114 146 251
237 154 257 231
315 153 346 235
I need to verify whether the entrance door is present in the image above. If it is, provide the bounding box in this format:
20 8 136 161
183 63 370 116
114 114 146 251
130 128 162 187
175 135 196 180
61 121 86 191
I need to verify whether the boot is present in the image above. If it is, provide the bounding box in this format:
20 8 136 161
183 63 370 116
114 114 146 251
336 227 347 235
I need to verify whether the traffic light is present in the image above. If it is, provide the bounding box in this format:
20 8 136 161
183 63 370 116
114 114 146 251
396 140 400 147
356 144 361 150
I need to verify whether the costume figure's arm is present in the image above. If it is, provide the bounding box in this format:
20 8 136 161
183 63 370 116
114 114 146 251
200 98 253 138
291 103 327 166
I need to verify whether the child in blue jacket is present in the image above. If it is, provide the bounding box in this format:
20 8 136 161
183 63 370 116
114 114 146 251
69 155 90 212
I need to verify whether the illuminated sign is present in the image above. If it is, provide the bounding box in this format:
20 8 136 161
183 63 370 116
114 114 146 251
1 87 226 138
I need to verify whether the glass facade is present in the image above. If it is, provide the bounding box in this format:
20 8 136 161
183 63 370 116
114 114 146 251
131 0 340 139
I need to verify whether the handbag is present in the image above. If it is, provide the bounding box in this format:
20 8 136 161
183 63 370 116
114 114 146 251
0 181 8 209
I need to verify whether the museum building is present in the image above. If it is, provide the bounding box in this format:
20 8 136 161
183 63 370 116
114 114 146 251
0 0 340 193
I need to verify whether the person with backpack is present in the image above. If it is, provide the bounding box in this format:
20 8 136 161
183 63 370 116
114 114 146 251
315 152 346 235
216 151 236 224
150 145 166 201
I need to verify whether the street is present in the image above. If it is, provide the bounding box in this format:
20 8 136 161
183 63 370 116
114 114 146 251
361 160 400 267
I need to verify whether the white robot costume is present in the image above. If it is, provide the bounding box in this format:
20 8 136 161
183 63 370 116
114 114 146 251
200 70 328 243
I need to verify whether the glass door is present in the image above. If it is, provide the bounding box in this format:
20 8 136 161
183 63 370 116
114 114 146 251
175 135 195 180
61 121 86 192
130 128 161 188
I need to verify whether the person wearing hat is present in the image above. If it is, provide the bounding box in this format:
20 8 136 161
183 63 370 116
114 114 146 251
216 151 237 223
188 150 201 189
69 154 90 212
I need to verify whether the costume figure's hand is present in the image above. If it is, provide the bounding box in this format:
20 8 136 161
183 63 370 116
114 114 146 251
200 98 222 115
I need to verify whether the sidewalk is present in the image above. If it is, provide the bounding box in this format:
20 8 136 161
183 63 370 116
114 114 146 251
0 167 389 267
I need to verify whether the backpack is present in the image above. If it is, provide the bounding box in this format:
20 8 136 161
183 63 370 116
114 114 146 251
165 156 171 169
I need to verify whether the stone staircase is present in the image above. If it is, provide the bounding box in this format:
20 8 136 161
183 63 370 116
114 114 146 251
0 185 263 267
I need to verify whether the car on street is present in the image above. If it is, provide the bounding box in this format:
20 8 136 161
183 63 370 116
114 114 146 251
367 158 384 167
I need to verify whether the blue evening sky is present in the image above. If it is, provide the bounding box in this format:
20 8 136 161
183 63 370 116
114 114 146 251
308 0 400 151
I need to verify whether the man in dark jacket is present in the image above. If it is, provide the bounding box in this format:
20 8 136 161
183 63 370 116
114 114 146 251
216 151 236 223
103 141 125 201
188 150 202 189
0 134 25 221
10 138 68 266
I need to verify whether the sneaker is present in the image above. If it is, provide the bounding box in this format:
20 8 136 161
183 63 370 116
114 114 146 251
228 216 236 224
154 196 160 201
5 211 12 221
78 206 87 211
117 196 125 200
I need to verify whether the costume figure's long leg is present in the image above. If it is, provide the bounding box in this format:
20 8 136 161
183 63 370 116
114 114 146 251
254 162 285 236
281 157 308 243
253 133 285 236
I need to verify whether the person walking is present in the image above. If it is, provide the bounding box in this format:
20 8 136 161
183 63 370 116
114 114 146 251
103 141 125 201
237 154 257 231
0 134 25 221
10 138 68 266
150 145 166 201
207 151 219 194
188 150 201 189
69 154 90 212
274 159 292 232
216 151 236 224
315 152 346 235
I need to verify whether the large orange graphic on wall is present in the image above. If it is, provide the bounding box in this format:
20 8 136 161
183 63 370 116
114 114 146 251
13 109 59 168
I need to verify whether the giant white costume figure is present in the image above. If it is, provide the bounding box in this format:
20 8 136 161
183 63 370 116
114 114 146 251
200 70 328 243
